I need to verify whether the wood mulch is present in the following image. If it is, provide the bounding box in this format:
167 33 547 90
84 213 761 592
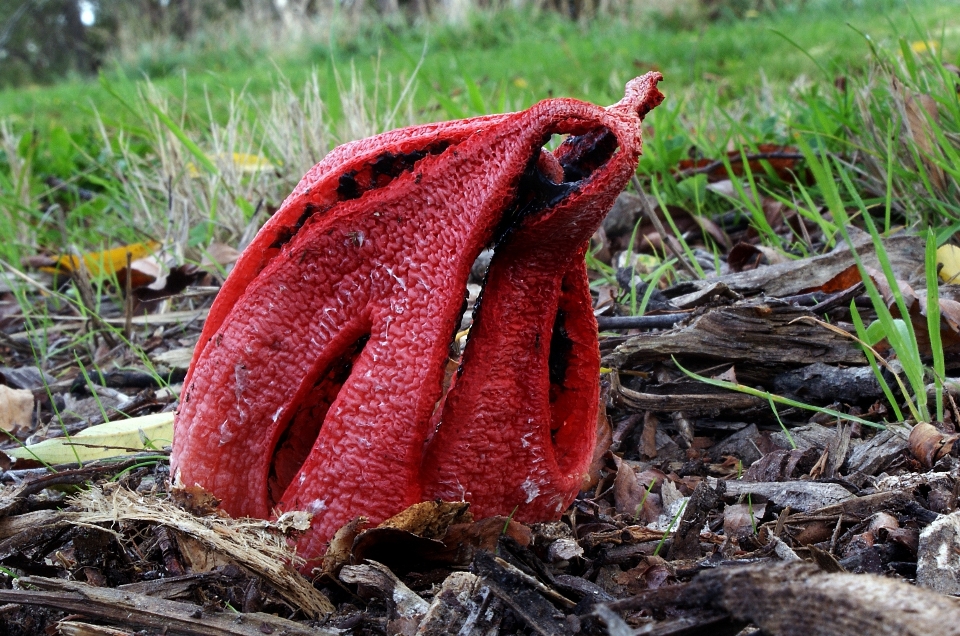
1 193 959 635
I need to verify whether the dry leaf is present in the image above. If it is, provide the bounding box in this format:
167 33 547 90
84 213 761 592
152 347 195 371
939 298 960 332
42 241 160 278
612 454 645 516
723 502 765 540
677 144 801 182
322 516 368 576
115 256 162 289
170 484 224 517
376 500 472 539
728 242 789 272
202 242 242 268
641 410 658 459
350 510 530 573
715 366 739 383
6 411 174 464
938 245 960 284
132 264 204 302
865 265 919 312
188 152 275 177
0 385 33 435
803 264 862 294
584 399 613 490
613 555 674 593
909 422 958 468
175 531 236 572
898 80 946 192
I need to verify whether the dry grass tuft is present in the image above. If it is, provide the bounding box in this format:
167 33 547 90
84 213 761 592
68 485 335 617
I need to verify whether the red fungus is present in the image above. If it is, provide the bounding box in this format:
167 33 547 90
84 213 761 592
172 73 663 566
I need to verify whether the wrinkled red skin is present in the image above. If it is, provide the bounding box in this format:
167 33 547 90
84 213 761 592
421 77 664 524
183 112 514 390
172 73 663 568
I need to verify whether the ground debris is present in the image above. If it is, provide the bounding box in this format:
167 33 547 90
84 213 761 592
416 571 504 636
0 575 336 636
604 302 867 371
672 562 960 636
2 179 960 635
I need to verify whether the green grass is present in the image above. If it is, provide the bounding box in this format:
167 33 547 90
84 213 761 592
2 1 957 130
0 1 955 260
1 1 959 426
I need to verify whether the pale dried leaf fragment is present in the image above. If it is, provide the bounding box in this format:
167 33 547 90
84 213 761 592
57 620 135 636
175 532 235 572
721 480 854 512
939 298 960 332
547 537 584 562
938 245 960 284
0 384 33 435
152 347 195 370
202 242 242 268
724 502 765 541
5 412 173 464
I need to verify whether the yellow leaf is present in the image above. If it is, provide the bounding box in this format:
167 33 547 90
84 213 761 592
512 77 529 89
43 240 160 278
5 412 173 464
231 152 274 172
187 152 275 177
911 40 938 54
938 244 960 283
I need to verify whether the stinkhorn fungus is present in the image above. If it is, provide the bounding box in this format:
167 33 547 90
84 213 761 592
172 73 663 566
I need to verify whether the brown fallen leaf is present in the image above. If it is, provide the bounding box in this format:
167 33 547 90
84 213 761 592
612 555 675 594
728 242 789 273
909 422 958 468
170 484 224 517
937 298 960 331
612 454 646 517
801 263 862 294
675 144 802 182
641 410 658 459
724 502 765 541
375 500 472 538
321 516 368 576
583 398 613 491
174 531 236 573
897 79 946 193
131 264 205 303
202 242 242 269
805 263 960 354
345 500 530 573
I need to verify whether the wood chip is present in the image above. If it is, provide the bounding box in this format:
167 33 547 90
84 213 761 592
416 571 504 636
917 510 960 595
606 304 866 370
720 480 855 512
681 562 960 636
